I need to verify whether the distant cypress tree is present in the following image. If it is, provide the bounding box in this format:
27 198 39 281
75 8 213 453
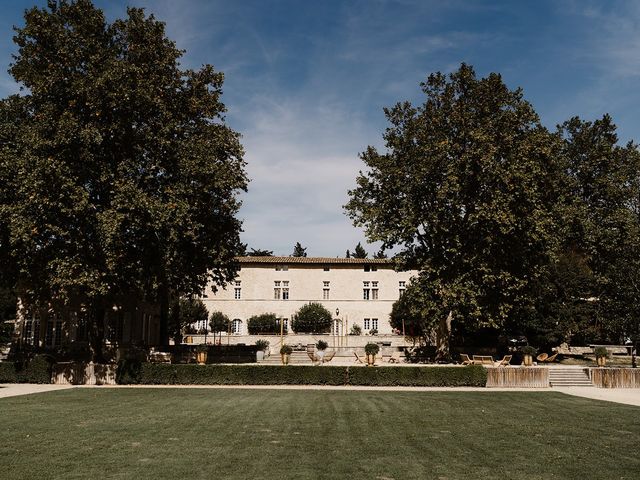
292 242 307 257
353 242 368 258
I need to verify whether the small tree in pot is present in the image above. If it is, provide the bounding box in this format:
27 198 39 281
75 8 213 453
280 344 293 365
255 339 270 361
594 346 609 367
521 346 537 367
365 342 380 366
316 340 328 361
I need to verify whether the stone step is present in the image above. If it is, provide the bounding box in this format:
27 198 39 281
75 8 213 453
549 368 592 387
259 351 312 365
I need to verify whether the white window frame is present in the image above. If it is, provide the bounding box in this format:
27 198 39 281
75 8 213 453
231 319 242 334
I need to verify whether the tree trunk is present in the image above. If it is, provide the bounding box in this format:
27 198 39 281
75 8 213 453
88 303 106 363
435 311 452 362
158 284 169 347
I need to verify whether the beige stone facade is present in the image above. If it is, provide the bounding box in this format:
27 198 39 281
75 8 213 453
202 256 417 337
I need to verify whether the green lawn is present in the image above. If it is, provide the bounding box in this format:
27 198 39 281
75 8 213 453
1 389 639 479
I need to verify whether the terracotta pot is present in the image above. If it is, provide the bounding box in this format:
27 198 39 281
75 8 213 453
523 354 533 366
597 356 606 367
196 351 207 365
366 354 376 366
281 353 290 365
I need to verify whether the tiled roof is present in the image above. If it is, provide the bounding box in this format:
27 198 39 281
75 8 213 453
237 256 393 265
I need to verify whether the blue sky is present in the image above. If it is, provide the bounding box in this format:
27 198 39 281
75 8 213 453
1 1 639 257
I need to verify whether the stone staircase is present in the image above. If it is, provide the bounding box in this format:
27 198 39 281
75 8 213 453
259 351 312 365
549 368 592 387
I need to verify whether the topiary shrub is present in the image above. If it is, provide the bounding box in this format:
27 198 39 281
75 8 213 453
280 344 293 355
248 313 282 334
594 346 609 359
292 303 332 333
365 343 380 356
316 340 328 351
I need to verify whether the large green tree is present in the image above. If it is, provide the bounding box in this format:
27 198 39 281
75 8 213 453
345 64 563 334
0 0 247 349
558 115 640 351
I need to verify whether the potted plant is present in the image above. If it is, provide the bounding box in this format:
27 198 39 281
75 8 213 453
594 346 609 367
255 339 269 361
369 328 378 336
195 344 208 365
365 342 380 366
521 346 537 367
349 324 362 336
280 344 293 365
315 340 328 361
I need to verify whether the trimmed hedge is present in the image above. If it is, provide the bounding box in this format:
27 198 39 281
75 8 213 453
0 355 53 384
347 365 487 387
117 363 487 387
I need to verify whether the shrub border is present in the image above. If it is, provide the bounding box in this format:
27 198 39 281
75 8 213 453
117 363 487 387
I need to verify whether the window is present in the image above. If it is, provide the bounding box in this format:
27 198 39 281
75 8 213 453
363 318 378 332
323 281 330 300
234 288 241 299
275 264 288 271
275 281 289 300
231 319 242 334
399 281 406 298
23 315 40 345
279 318 289 333
45 315 63 347
363 281 370 300
372 281 379 300
364 265 378 272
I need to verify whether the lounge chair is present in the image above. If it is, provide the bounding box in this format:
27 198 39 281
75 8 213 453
494 355 512 367
536 353 548 362
307 351 320 365
460 353 474 365
322 350 336 363
543 353 558 363
354 351 367 364
473 355 494 365
388 350 402 363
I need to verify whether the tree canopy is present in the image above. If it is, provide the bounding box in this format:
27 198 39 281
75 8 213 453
0 0 247 345
248 248 273 257
354 64 640 353
292 302 332 334
346 64 561 332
